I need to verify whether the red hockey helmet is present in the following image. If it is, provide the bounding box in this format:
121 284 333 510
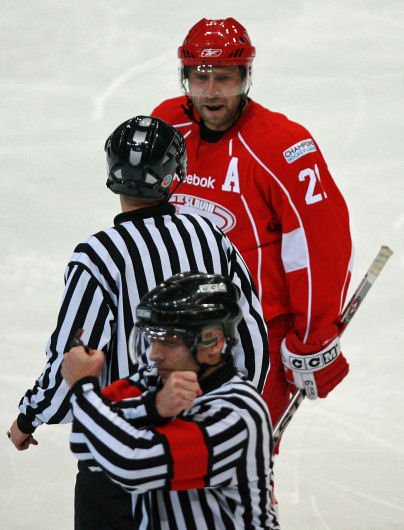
178 18 255 98
178 18 256 67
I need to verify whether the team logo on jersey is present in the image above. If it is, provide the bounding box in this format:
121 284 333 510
201 49 222 58
283 139 317 164
170 194 236 233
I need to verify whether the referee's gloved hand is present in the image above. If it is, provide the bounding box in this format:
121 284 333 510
281 326 349 399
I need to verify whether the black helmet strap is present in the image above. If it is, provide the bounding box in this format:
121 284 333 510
188 330 232 381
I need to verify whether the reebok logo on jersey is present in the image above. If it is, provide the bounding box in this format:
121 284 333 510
174 173 215 189
170 194 237 233
283 139 317 164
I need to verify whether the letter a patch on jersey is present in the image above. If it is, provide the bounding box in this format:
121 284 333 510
222 157 240 193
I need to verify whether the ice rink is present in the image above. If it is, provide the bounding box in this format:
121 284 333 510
1 1 403 528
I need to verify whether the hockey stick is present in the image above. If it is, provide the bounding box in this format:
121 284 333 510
272 245 394 448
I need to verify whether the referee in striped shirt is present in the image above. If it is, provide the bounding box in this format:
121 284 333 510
8 116 269 529
62 271 279 529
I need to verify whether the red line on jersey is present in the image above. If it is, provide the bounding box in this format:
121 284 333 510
101 379 142 401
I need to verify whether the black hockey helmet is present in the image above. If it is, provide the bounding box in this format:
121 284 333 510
105 115 187 200
135 272 242 346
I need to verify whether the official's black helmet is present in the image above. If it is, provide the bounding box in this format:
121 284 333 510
105 115 187 200
135 272 242 345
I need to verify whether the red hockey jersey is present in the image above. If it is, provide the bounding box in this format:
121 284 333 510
152 97 353 348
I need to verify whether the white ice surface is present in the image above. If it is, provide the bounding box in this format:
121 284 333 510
1 1 403 529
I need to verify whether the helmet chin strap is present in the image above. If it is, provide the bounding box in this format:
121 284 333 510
181 97 199 125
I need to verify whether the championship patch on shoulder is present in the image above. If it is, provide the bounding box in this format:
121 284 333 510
283 138 317 164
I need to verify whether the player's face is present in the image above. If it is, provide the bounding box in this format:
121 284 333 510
149 333 199 383
187 66 245 131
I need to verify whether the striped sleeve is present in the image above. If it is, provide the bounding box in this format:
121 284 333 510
69 376 280 528
70 382 258 493
17 263 115 431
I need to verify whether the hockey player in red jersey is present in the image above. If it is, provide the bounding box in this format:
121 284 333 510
152 18 353 430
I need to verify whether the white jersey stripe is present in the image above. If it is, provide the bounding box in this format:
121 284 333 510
281 227 309 272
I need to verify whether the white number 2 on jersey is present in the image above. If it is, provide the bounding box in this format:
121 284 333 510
298 164 327 205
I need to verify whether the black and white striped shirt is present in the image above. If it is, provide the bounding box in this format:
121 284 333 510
69 358 280 529
18 203 269 433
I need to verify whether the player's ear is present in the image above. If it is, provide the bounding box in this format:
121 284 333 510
198 327 225 364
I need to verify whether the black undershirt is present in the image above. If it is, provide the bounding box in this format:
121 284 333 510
200 120 226 143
